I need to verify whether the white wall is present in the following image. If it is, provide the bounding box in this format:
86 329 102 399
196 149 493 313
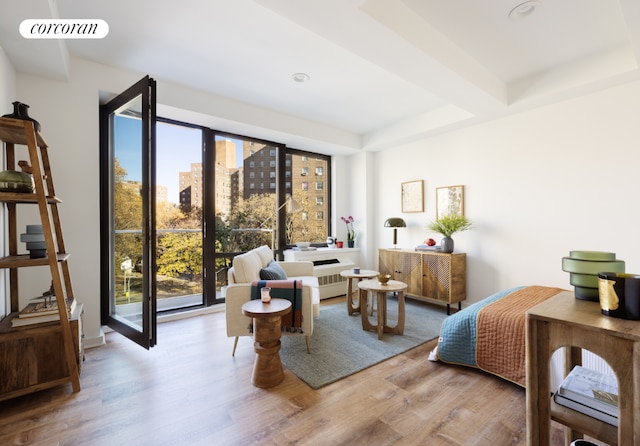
371 80 640 304
9 54 640 348
0 47 17 319
331 151 373 269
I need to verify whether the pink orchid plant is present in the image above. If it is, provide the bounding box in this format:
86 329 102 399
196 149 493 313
341 215 356 241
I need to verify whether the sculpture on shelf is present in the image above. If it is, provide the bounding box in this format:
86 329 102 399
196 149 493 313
0 160 35 193
17 160 33 174
2 101 41 131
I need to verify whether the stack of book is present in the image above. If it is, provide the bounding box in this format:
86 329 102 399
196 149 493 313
415 244 441 252
11 297 76 327
553 365 619 426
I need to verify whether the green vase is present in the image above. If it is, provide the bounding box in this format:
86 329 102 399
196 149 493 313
347 240 354 248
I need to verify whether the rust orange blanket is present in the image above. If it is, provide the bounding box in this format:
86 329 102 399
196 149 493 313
475 285 565 386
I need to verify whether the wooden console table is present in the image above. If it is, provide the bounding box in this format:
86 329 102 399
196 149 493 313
378 249 465 314
526 290 640 445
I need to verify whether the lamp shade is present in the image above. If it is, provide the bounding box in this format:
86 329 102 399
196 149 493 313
384 218 406 248
287 197 303 213
384 218 406 228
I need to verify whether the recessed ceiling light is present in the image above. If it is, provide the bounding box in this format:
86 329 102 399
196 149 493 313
292 73 310 83
508 1 541 20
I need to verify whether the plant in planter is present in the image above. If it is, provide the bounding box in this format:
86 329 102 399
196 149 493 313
341 215 356 247
426 214 472 253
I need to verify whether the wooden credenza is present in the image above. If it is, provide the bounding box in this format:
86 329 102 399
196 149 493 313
378 249 466 314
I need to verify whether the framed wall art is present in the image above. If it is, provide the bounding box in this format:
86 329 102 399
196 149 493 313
401 180 424 213
436 185 464 218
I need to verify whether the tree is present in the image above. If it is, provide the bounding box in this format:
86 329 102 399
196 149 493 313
226 193 276 252
156 232 202 279
113 158 143 279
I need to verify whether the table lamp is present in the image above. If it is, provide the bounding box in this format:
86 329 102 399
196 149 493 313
384 218 406 249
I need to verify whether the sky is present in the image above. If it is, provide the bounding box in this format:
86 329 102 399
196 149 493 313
115 117 244 204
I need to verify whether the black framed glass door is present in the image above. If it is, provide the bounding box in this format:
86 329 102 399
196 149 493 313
100 75 157 349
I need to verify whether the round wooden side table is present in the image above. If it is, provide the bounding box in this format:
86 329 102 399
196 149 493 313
241 298 292 389
357 279 407 340
339 269 379 315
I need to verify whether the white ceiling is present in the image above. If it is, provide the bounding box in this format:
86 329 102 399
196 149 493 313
1 0 639 154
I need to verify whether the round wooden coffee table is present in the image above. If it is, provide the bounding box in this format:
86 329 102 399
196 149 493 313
241 298 292 388
357 279 407 340
340 269 379 315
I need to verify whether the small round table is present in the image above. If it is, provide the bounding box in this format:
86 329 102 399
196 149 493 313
357 279 407 340
339 269 379 315
241 298 292 388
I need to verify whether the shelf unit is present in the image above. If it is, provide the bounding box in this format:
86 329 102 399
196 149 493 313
0 116 81 400
378 248 466 314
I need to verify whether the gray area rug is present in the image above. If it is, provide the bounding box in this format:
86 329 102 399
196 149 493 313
279 296 448 389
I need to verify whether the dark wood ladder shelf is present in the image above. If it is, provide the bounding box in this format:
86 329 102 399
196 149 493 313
0 117 81 401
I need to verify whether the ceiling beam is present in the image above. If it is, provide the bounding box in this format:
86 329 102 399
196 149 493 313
0 0 70 81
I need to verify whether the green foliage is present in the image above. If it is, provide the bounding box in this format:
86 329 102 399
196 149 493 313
427 214 472 237
223 192 328 251
156 232 203 278
114 157 144 277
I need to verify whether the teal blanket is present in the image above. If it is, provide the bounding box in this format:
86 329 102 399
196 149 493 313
436 286 525 367
250 279 303 333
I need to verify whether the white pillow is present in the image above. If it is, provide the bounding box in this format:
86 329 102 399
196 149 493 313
232 251 262 283
254 245 274 267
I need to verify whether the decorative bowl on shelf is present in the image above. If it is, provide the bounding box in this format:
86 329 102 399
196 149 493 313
0 170 34 193
296 242 311 248
378 274 391 285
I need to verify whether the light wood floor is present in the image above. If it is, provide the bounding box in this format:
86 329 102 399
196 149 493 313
0 297 600 446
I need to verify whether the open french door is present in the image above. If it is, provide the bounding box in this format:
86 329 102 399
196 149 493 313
100 76 157 349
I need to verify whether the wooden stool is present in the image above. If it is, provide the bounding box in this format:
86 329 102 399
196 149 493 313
241 298 291 389
357 279 407 340
340 269 379 315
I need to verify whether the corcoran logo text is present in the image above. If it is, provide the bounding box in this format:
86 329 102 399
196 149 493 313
20 19 109 39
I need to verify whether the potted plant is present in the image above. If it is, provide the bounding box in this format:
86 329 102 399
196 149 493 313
427 214 472 253
341 215 356 248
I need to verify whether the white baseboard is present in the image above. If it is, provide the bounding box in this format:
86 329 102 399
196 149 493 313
88 304 226 349
84 331 106 349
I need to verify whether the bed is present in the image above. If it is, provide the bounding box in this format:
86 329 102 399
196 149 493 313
435 285 567 386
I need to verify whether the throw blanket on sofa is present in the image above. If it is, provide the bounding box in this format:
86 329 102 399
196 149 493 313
250 280 303 333
437 285 565 386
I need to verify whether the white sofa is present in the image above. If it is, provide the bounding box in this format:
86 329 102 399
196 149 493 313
226 245 320 355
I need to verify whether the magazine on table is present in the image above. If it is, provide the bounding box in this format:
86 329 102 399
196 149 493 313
553 392 618 426
554 365 618 423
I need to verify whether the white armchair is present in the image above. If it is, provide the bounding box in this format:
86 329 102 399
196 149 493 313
226 245 320 355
